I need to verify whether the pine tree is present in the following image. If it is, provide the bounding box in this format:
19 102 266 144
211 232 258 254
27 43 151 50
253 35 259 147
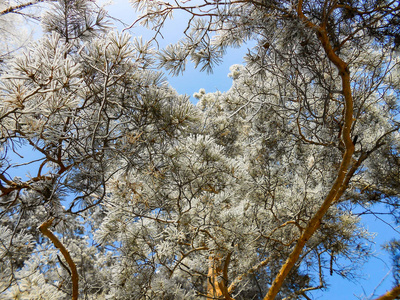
1 0 197 298
1 0 400 299
125 0 400 298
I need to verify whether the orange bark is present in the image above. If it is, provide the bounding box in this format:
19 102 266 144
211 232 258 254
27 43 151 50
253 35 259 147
207 254 234 300
263 2 355 299
39 218 79 300
373 285 400 300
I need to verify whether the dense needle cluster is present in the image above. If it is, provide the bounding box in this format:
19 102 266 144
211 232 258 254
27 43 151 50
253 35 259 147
0 0 400 299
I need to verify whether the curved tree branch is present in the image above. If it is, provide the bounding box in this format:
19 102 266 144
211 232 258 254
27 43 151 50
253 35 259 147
264 1 356 299
39 218 79 300
373 285 400 300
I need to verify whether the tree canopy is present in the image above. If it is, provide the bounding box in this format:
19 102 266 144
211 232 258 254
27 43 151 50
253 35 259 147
0 0 400 299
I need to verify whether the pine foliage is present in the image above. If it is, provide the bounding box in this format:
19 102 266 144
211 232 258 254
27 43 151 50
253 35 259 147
1 0 400 299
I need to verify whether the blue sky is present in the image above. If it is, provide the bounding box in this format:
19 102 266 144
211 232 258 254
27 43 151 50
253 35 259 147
104 0 249 99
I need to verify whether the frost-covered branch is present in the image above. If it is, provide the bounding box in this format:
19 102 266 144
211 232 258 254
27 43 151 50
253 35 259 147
0 0 53 16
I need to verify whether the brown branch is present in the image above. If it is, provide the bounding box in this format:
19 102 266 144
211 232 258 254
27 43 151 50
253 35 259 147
39 218 79 300
0 0 53 16
207 253 234 300
0 173 54 197
296 106 333 147
373 285 400 300
228 257 271 294
170 246 208 277
218 252 234 300
263 2 355 299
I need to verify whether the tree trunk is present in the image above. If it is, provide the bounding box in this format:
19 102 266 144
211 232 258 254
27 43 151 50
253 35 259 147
207 254 234 300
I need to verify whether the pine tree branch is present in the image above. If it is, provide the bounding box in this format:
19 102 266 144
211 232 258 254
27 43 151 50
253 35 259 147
373 285 400 300
39 218 79 300
0 0 53 16
228 257 271 294
264 1 356 299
